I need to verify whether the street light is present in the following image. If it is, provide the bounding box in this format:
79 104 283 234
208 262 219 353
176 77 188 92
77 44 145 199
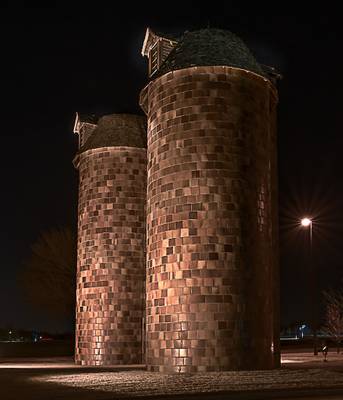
301 218 313 246
300 217 318 355
301 218 312 228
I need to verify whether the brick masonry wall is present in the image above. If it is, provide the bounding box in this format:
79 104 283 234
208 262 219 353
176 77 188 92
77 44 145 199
143 66 279 373
75 146 146 366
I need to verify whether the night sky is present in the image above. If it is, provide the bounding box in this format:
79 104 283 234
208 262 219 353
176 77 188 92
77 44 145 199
1 5 342 332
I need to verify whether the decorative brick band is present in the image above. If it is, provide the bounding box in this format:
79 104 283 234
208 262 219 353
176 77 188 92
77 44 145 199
75 146 146 365
143 66 279 373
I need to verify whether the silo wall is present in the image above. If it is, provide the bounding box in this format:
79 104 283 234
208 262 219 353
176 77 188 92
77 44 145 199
142 66 279 373
75 145 146 365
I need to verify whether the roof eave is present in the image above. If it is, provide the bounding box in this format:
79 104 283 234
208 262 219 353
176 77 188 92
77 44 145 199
141 27 155 57
73 112 80 134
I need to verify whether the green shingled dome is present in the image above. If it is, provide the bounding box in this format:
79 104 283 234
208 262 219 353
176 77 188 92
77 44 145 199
80 114 146 152
156 28 265 78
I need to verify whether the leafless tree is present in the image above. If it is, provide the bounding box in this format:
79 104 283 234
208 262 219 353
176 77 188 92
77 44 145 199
322 289 343 353
19 227 76 319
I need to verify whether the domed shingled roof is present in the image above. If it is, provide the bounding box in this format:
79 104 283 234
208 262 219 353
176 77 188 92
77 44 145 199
156 28 266 78
79 114 146 153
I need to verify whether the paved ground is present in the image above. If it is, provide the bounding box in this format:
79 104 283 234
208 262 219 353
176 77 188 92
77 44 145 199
2 352 343 399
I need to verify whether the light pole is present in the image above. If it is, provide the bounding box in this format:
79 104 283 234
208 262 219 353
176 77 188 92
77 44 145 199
301 218 312 242
300 217 318 355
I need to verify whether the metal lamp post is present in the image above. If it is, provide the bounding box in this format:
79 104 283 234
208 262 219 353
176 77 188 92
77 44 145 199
300 217 318 355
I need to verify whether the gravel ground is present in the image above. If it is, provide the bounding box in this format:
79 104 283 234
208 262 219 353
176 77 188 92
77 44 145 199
29 368 343 397
2 353 343 399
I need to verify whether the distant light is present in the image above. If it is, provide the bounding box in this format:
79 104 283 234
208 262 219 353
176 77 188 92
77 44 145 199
301 218 312 227
9 331 12 335
39 336 43 340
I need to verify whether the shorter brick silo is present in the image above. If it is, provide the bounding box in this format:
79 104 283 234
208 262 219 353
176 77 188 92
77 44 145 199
74 114 146 366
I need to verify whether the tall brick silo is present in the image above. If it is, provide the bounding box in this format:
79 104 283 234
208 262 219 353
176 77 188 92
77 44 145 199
140 28 280 373
73 113 146 366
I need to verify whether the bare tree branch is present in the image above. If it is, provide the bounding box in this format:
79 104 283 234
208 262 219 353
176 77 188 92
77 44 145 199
19 227 76 318
322 289 343 353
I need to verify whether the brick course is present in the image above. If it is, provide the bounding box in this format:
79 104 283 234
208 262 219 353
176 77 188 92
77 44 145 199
141 66 279 373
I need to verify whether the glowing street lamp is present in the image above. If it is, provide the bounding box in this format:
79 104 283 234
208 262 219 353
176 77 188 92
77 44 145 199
301 218 312 227
301 217 313 248
300 216 317 355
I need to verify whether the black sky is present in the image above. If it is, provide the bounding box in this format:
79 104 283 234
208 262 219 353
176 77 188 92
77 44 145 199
1 5 342 332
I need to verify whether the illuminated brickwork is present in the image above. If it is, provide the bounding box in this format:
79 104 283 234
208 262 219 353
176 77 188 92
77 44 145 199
141 66 279 373
75 116 146 365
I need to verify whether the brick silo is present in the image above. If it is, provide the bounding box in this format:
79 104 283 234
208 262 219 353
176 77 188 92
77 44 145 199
140 28 280 373
74 114 146 366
